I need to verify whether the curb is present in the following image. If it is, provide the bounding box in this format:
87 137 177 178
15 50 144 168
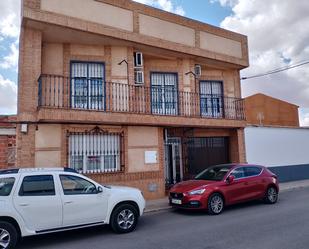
145 206 171 214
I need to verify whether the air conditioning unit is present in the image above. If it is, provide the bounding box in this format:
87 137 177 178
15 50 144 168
134 52 143 67
195 64 202 77
134 70 144 85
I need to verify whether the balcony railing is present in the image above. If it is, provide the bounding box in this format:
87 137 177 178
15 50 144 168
38 74 245 120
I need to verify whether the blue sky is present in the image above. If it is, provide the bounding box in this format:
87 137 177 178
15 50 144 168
0 0 308 126
174 0 232 26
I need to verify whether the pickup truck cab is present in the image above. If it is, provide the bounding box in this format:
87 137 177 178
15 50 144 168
0 168 145 249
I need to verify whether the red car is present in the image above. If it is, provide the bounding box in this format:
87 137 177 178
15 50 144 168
169 164 279 215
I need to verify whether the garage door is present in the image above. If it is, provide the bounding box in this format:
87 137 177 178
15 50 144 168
186 137 229 177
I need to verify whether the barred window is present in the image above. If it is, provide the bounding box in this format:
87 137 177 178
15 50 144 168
68 131 122 174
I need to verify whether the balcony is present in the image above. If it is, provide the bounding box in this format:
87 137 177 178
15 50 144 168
37 75 245 127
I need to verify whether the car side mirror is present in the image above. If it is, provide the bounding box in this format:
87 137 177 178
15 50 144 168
97 186 103 193
227 175 235 184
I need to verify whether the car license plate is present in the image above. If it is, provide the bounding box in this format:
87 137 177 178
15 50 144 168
171 199 182 205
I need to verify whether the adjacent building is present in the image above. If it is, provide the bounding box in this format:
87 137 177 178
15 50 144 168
0 115 16 169
244 94 309 182
17 0 249 199
245 93 299 127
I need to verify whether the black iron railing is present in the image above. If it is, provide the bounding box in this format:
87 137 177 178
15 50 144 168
38 74 245 120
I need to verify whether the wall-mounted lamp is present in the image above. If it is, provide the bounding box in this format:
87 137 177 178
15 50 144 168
118 59 128 66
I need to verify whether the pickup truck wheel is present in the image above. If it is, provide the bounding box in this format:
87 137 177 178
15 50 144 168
110 204 138 234
0 222 18 249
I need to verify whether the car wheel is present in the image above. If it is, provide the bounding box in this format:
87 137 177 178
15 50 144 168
110 204 139 234
208 193 224 215
264 186 278 204
0 221 18 249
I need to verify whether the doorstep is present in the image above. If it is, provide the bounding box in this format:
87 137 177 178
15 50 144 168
144 179 309 213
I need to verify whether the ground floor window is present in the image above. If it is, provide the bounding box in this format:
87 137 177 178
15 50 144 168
68 130 123 174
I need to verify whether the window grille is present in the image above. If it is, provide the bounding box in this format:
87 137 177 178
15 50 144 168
71 62 105 110
68 130 123 174
200 81 223 118
151 73 178 115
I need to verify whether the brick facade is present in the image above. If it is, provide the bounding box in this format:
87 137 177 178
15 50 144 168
17 0 249 199
0 116 17 169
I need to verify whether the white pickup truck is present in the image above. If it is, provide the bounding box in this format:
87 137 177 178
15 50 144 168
0 168 145 249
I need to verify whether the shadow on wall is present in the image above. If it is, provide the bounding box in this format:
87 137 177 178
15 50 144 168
269 164 309 183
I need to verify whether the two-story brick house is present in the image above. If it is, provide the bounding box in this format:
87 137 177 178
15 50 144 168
17 0 249 199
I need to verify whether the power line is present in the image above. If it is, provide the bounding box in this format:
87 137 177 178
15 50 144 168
241 60 309 80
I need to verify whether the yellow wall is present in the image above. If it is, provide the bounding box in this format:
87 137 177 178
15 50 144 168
35 124 62 167
127 126 160 173
41 0 134 31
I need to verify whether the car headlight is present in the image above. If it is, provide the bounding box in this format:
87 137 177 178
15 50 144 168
188 188 206 195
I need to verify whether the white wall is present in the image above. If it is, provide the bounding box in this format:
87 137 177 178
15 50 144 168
245 127 309 167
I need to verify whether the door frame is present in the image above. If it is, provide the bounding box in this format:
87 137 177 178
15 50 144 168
164 137 183 186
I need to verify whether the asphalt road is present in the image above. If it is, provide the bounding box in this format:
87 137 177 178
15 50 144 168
19 187 309 249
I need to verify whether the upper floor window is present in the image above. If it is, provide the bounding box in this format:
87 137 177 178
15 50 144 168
71 62 105 110
200 81 223 118
151 73 178 115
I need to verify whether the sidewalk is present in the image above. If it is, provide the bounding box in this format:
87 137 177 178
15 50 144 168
145 179 309 213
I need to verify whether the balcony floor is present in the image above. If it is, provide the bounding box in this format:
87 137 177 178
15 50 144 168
36 107 246 128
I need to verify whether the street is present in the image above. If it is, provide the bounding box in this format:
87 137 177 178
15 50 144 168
19 187 309 249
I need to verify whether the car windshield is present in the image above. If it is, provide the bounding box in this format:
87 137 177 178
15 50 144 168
0 177 15 196
195 165 233 181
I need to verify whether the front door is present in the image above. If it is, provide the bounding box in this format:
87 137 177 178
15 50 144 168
164 138 183 186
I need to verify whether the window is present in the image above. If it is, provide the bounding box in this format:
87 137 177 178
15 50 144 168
71 62 105 110
151 73 178 115
19 175 55 196
0 177 15 196
244 167 262 177
230 167 245 179
69 132 122 173
60 175 97 195
200 81 223 118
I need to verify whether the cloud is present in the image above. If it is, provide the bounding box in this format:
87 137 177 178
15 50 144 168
210 0 238 7
0 42 19 70
0 0 21 38
133 0 185 16
300 110 309 126
0 74 17 114
217 0 309 126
